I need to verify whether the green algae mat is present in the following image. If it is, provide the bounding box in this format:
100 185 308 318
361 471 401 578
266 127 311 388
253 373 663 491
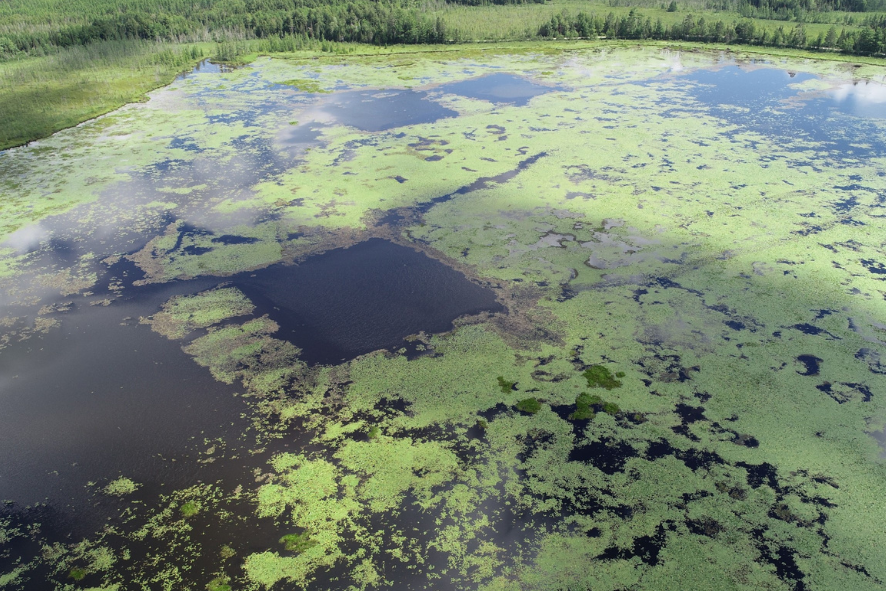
1 46 886 590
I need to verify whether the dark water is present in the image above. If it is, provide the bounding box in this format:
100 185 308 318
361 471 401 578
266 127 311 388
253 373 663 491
319 89 458 131
0 279 245 523
234 239 504 365
437 73 557 106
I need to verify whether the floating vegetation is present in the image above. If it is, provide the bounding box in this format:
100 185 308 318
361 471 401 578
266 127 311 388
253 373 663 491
279 79 330 94
1 46 886 591
146 286 254 340
68 567 88 581
104 477 139 496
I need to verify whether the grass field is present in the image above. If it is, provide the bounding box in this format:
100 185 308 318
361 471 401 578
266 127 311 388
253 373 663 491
0 40 208 150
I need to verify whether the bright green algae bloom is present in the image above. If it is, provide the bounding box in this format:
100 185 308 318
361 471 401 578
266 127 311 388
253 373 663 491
0 45 885 591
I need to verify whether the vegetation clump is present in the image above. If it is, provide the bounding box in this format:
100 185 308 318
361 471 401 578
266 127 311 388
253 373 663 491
104 477 139 496
206 576 232 591
367 426 381 439
515 397 542 414
570 392 603 420
570 392 621 419
280 79 330 93
496 376 516 393
180 501 200 517
219 545 236 560
279 532 318 554
602 401 621 415
582 366 622 390
68 567 88 581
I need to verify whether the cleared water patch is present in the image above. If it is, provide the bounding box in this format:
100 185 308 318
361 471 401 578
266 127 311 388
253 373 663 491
678 66 816 107
437 74 559 107
318 89 458 131
232 239 504 365
825 80 886 119
437 72 556 106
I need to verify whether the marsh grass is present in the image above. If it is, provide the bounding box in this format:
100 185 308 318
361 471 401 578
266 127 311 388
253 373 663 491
434 0 850 42
516 397 542 414
279 532 318 553
582 366 623 390
0 39 206 150
497 376 516 393
570 392 622 420
570 392 602 420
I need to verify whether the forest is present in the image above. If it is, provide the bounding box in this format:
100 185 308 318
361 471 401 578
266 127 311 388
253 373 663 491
3 0 886 57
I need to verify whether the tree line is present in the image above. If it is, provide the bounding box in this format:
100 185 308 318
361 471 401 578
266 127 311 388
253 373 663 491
540 9 886 54
0 0 453 56
2 0 886 59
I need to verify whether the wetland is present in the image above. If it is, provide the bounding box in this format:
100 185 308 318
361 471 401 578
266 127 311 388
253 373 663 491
1 46 886 590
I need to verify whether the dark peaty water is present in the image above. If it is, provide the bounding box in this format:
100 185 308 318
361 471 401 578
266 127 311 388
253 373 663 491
234 239 504 365
0 281 247 527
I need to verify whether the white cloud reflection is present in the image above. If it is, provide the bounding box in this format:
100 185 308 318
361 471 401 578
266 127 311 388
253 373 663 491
3 223 49 254
831 80 886 105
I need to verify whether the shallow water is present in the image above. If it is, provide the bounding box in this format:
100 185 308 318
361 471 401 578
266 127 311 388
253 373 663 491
437 72 557 106
318 89 458 131
1 48 885 591
675 63 886 154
